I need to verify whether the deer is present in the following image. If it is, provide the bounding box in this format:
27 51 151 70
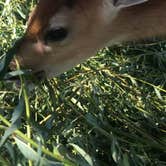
10 0 166 78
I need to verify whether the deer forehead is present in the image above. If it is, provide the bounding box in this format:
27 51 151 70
26 0 120 39
26 0 63 38
25 0 150 39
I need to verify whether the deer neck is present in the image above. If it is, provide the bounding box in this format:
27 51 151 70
106 0 166 45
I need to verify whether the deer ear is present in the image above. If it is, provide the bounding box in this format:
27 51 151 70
112 0 148 8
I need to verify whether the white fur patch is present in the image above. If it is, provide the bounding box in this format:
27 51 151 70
49 8 70 29
101 0 120 23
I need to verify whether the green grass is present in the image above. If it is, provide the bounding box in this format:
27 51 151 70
0 0 166 165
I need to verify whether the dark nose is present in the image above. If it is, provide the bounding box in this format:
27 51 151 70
33 70 46 81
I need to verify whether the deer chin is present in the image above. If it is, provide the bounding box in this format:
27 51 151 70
32 47 100 78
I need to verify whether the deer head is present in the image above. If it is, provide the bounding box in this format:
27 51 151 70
12 0 166 78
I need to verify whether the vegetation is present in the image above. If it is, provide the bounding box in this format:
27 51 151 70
0 0 166 165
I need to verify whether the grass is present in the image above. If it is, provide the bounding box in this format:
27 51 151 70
0 0 166 165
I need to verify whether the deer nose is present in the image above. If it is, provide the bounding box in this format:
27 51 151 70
2 37 25 72
8 38 43 71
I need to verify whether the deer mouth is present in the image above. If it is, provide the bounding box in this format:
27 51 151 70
5 65 46 83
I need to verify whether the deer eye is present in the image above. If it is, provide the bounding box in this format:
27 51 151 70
44 27 68 43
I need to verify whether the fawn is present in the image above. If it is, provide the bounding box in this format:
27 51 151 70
13 0 166 78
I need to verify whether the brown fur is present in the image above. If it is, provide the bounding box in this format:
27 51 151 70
15 0 166 77
110 0 166 40
27 0 63 38
27 0 99 39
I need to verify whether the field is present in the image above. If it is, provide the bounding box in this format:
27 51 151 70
0 0 166 165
